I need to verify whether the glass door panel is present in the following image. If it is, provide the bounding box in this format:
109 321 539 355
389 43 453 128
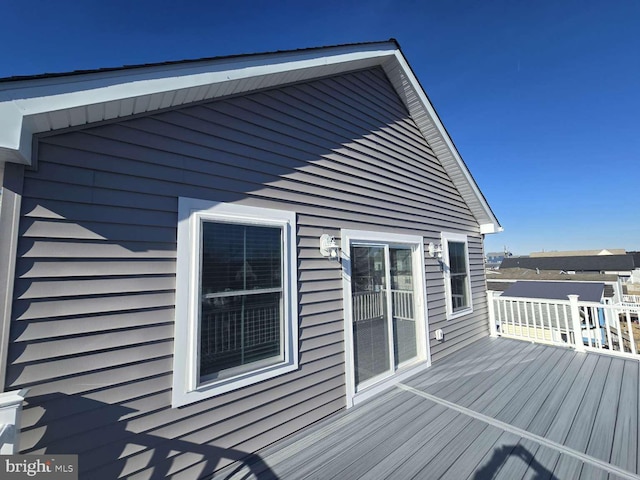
390 247 417 366
351 245 391 387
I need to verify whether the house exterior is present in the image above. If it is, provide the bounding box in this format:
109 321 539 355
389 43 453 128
529 249 626 257
487 267 622 302
0 40 501 478
500 253 638 280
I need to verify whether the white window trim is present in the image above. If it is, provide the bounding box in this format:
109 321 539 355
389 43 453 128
441 232 473 320
172 198 298 408
341 229 431 408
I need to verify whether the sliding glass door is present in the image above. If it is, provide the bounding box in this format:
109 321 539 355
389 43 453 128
351 243 419 390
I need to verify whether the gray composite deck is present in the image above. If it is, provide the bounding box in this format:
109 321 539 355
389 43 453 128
210 336 640 480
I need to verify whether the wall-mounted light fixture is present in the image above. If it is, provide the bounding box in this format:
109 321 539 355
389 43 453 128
428 242 443 259
320 234 340 261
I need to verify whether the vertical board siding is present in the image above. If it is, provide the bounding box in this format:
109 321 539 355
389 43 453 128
8 67 489 478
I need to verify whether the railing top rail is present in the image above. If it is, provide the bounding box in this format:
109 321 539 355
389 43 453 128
494 295 571 306
494 295 638 311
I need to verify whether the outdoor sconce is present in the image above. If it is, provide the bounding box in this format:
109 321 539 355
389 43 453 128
428 242 443 259
320 234 340 261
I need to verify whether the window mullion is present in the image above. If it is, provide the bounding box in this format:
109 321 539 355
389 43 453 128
241 226 247 366
204 287 283 299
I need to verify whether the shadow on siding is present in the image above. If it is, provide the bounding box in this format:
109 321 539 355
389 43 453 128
23 393 279 479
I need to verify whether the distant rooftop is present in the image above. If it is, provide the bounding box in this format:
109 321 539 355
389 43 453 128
501 281 605 302
530 249 626 258
500 254 637 272
490 268 619 283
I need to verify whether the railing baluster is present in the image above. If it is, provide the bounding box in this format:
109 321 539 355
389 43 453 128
625 309 636 355
490 294 639 359
603 305 614 351
538 302 546 341
545 302 552 343
585 307 594 348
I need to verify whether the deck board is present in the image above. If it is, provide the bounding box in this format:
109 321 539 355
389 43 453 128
490 437 543 480
502 348 574 426
209 337 640 480
609 360 639 474
303 395 438 479
386 413 476 479
350 405 454 479
587 358 625 464
562 355 611 455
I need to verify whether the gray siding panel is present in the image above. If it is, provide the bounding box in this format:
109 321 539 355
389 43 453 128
9 67 489 478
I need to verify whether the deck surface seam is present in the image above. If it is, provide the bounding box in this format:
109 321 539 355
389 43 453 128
397 382 640 480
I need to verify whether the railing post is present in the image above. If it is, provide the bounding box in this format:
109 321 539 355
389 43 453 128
487 290 498 337
568 295 585 353
0 388 28 454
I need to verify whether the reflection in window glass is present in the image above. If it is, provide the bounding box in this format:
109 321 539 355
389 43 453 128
448 241 469 312
200 222 283 381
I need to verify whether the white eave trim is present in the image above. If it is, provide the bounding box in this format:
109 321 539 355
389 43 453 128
382 51 501 232
0 41 500 230
0 43 397 166
480 223 504 235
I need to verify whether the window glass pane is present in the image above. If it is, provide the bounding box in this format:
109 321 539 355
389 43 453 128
200 292 282 379
448 241 467 274
351 246 390 387
390 248 417 365
450 274 469 311
200 221 283 382
201 222 282 294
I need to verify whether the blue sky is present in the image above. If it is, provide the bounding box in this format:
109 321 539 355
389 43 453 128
2 0 638 255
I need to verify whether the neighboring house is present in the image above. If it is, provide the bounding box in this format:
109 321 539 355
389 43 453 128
500 280 606 303
485 249 512 270
0 41 501 478
487 267 622 302
500 253 639 282
529 249 626 257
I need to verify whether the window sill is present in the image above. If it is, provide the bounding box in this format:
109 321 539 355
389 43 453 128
447 307 473 321
172 360 298 408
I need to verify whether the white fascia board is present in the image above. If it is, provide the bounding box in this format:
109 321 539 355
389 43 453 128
0 42 502 235
0 103 30 165
387 51 502 234
480 223 504 234
0 43 397 166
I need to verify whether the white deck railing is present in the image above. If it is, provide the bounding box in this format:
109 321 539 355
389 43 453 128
622 294 640 305
0 389 29 454
488 291 640 360
352 290 414 322
352 291 385 322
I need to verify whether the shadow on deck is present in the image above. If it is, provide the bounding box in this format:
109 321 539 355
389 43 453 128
210 337 640 480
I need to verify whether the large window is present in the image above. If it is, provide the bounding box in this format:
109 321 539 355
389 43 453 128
173 199 298 407
442 232 472 319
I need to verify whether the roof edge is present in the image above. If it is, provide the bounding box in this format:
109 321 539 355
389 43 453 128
0 39 500 232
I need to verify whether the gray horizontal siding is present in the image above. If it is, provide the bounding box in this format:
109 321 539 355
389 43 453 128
9 66 489 478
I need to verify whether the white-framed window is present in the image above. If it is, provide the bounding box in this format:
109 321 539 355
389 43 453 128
441 232 472 319
172 198 298 407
